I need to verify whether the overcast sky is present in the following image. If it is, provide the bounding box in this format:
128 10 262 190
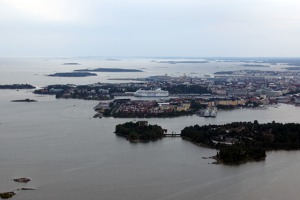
0 0 300 57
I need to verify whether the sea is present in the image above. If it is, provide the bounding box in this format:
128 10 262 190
0 57 300 200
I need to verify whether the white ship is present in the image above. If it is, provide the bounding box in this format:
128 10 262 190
198 107 217 118
134 88 169 97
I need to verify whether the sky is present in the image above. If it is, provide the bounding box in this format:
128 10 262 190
0 0 300 57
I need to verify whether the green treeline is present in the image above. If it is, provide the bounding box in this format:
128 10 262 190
115 122 164 141
216 144 266 164
181 121 300 164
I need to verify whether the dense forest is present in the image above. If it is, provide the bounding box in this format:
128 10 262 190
115 121 165 142
181 121 300 164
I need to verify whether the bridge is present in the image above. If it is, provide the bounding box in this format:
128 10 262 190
163 133 181 137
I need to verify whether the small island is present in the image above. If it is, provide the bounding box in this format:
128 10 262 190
62 62 80 65
0 84 35 89
11 99 37 102
0 192 15 199
13 178 31 183
0 178 33 199
48 72 97 77
181 121 300 164
75 68 143 72
115 121 165 142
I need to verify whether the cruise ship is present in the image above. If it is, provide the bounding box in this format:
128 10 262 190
134 88 169 97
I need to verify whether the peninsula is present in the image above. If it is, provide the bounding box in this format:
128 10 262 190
181 121 300 164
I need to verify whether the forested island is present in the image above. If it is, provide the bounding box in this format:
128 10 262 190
75 68 143 72
0 84 35 89
48 72 97 77
115 121 165 142
181 121 300 164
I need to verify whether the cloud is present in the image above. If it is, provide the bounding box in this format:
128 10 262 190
1 0 300 57
1 0 81 21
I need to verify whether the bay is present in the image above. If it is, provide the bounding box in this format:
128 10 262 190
0 57 299 200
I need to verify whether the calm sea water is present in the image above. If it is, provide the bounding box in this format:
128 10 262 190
0 57 299 200
0 57 284 86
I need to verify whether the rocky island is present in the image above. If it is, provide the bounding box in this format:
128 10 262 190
0 178 32 199
181 121 300 164
13 178 31 183
0 192 15 199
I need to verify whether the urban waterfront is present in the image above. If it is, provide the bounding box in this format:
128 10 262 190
1 58 300 199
